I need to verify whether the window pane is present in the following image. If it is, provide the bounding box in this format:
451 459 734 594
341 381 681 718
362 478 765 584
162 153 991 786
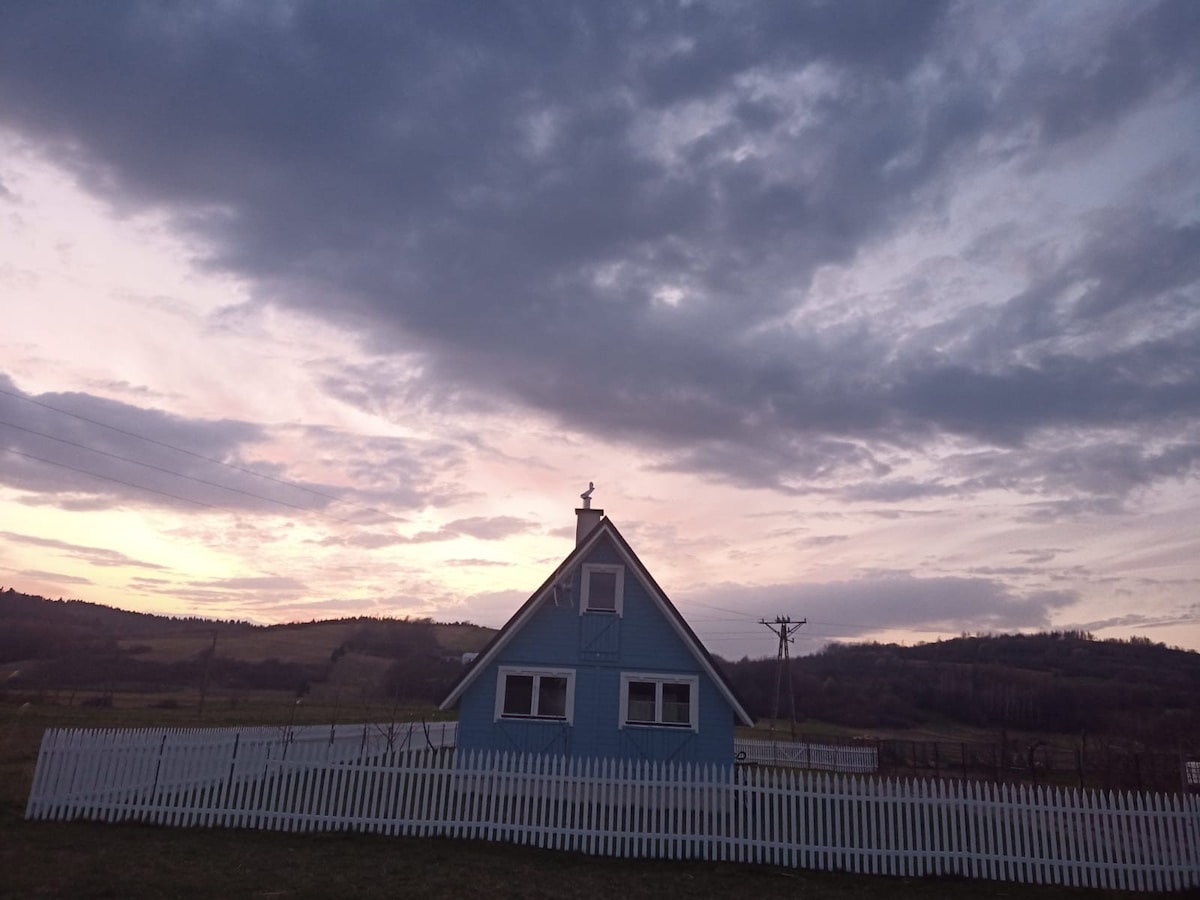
537 676 568 718
662 682 691 725
627 680 657 723
587 570 617 611
502 675 534 716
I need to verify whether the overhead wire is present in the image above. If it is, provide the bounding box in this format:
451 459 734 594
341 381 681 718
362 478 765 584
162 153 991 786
0 386 346 502
0 418 355 522
688 594 969 640
2 391 977 643
0 385 392 522
4 446 226 511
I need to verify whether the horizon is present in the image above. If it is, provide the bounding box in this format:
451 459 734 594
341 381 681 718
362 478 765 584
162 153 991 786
8 585 1196 663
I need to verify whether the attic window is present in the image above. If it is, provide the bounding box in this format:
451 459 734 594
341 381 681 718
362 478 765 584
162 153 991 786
495 666 575 723
620 673 698 730
581 563 624 615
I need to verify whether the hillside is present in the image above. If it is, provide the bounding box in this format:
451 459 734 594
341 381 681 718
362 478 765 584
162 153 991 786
721 632 1200 744
4 589 1199 747
0 588 496 704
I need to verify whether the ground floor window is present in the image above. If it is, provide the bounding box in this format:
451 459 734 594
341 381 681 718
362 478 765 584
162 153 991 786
620 673 698 730
495 667 575 722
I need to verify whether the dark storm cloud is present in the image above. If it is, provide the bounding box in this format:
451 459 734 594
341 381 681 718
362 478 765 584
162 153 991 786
955 441 1200 499
0 374 270 508
0 375 469 517
1 2 1197 499
1003 0 1200 146
0 374 347 513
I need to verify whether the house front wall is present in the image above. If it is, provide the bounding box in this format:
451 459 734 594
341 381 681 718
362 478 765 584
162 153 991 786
454 537 736 765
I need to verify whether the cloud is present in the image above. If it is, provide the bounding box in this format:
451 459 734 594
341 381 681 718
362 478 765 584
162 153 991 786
9 568 93 586
799 535 849 548
444 517 536 541
0 531 167 570
0 374 325 513
249 596 381 615
1065 610 1200 633
186 576 307 592
684 573 1077 641
0 2 1196 510
446 589 531 629
0 375 464 519
1000 0 1200 146
317 515 536 548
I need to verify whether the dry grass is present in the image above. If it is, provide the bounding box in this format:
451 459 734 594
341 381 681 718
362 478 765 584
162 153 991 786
0 815 1143 900
121 622 364 665
118 620 496 667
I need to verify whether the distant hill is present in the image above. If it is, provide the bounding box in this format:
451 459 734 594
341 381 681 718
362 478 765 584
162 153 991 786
720 631 1200 743
5 589 1198 746
0 588 496 703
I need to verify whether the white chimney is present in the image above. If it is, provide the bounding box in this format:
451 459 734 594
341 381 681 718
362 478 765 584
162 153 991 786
576 481 602 546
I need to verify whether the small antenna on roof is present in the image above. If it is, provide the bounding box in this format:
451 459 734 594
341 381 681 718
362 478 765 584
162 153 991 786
580 481 595 509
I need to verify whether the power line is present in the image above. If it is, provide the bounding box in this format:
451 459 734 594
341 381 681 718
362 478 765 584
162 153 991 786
0 385 368 512
685 599 759 618
4 446 225 511
0 418 353 522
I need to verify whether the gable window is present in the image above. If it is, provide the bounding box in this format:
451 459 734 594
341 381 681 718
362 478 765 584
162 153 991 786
581 563 624 615
495 667 575 722
620 673 699 730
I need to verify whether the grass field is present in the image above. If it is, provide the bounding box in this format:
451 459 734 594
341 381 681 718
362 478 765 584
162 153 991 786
119 621 367 664
115 618 496 666
2 814 1148 900
0 698 1147 899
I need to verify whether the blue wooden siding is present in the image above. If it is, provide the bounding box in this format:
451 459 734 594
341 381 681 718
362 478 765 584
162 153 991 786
454 534 736 765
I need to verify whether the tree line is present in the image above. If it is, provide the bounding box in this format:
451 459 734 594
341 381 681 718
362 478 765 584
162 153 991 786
4 589 1198 747
719 632 1200 744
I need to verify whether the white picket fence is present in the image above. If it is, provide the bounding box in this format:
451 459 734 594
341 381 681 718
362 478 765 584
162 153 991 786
25 726 1200 891
25 720 456 824
736 738 878 773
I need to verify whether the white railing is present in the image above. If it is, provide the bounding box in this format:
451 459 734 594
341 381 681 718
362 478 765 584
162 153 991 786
25 727 1200 892
735 738 878 773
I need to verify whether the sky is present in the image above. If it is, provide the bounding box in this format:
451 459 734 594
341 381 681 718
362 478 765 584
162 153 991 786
1 1 1198 661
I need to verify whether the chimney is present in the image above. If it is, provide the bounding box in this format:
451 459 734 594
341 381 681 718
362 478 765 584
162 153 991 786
575 481 602 546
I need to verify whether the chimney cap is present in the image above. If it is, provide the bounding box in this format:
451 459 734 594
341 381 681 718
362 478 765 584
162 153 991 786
579 481 595 509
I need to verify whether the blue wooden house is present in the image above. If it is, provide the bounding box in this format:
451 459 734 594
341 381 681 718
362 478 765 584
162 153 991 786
439 501 753 764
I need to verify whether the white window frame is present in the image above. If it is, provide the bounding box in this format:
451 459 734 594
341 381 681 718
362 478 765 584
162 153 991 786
619 672 699 731
494 666 576 723
580 563 625 615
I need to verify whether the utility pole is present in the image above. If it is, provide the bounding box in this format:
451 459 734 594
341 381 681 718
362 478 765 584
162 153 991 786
760 616 805 742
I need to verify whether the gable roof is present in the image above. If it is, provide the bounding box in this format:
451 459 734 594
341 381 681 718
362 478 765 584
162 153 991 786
439 516 754 726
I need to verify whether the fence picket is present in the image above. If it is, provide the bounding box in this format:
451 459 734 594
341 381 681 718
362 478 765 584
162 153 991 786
21 724 1200 891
